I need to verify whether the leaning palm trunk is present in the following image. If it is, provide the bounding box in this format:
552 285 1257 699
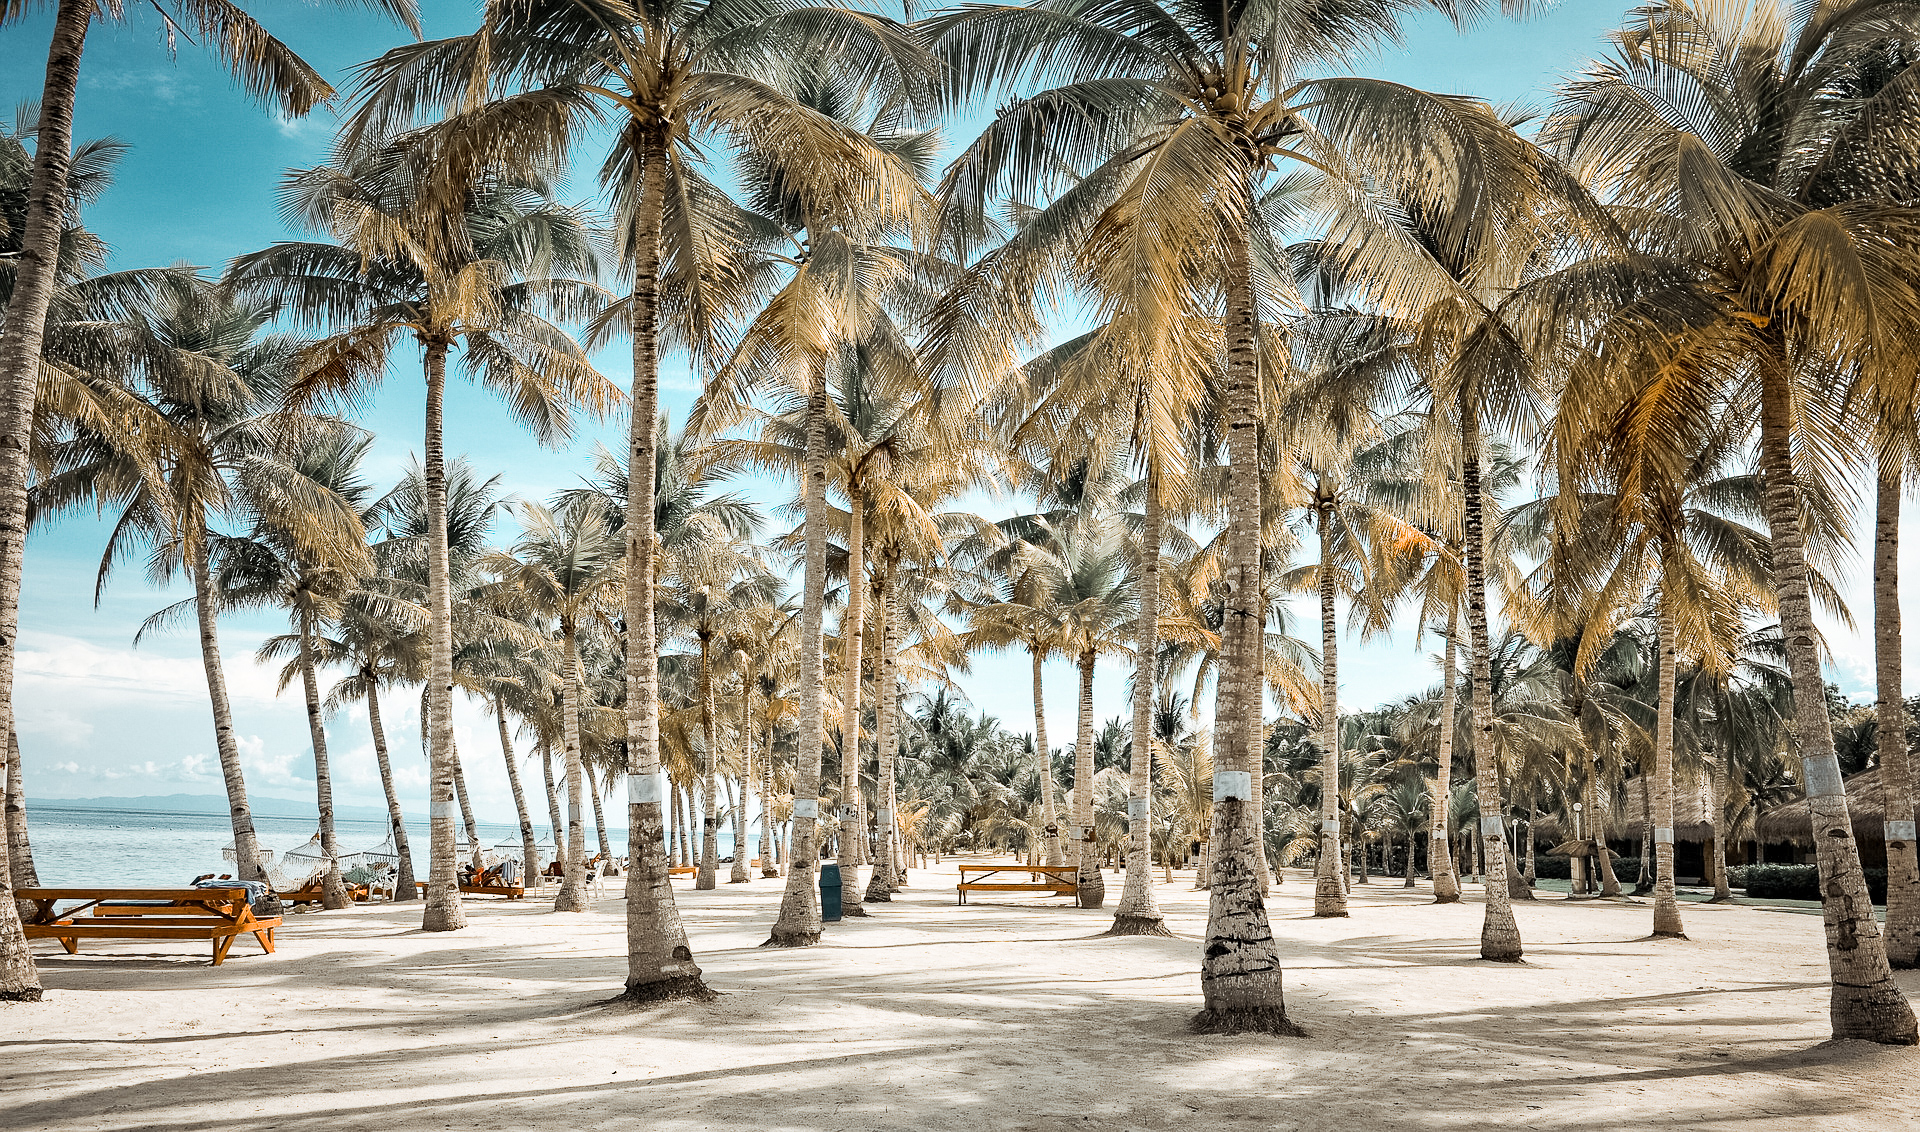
697 638 719 891
1875 469 1920 968
0 746 34 999
367 679 415 900
540 743 565 876
620 132 705 1000
1314 502 1347 917
587 766 613 863
0 6 89 1004
837 481 866 914
1651 596 1685 938
1073 651 1105 908
767 354 831 947
732 678 751 884
1708 744 1732 903
1757 368 1915 1041
1109 486 1168 935
1430 611 1461 903
867 569 901 902
1032 647 1062 867
556 629 589 912
297 616 348 910
1590 771 1622 897
759 729 778 877
450 738 483 872
1193 216 1296 1035
495 697 540 891
420 341 464 931
1460 400 1520 961
7 731 39 909
191 530 268 886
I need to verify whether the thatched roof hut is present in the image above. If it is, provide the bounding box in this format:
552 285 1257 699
1529 771 1715 844
1756 767 1896 844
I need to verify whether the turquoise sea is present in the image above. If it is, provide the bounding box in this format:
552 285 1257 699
19 803 723 888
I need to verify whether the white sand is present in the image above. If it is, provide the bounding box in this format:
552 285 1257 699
5 858 1917 1130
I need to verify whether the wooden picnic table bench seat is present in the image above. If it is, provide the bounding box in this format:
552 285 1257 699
955 865 1079 905
668 865 696 877
18 887 282 966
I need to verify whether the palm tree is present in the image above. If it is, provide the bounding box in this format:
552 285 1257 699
235 430 381 911
227 144 611 932
1547 0 1920 1041
33 276 366 896
0 16 420 937
484 496 625 912
347 0 930 989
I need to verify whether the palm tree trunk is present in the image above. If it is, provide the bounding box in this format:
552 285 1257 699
867 566 901 901
297 615 348 910
1708 742 1732 904
732 676 751 884
620 127 705 1000
1592 771 1622 897
7 730 39 904
556 625 589 912
696 635 720 891
1875 467 1920 968
366 676 415 900
191 526 267 887
0 731 34 999
760 719 779 877
1431 610 1461 903
1110 484 1168 934
837 479 867 914
1315 501 1348 917
495 696 539 891
450 737 482 872
419 340 465 932
1651 594 1685 937
0 0 91 1003
1636 781 1654 894
1029 645 1063 867
768 351 831 947
1194 209 1295 1035
1460 398 1521 961
540 742 564 877
1404 828 1417 887
1758 377 1913 1040
1074 651 1105 908
587 765 613 863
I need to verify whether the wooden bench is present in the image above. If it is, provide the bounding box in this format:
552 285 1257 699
956 865 1079 905
414 880 526 899
668 865 696 878
19 887 283 966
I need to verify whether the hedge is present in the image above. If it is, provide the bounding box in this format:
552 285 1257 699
1739 863 1887 904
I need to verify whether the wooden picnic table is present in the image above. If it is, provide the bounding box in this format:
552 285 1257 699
955 864 1079 905
17 886 283 966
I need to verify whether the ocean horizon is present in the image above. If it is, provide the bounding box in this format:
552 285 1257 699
22 802 731 889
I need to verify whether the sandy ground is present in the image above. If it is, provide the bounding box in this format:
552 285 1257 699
4 858 1918 1131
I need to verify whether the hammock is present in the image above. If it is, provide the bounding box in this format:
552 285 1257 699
494 836 559 869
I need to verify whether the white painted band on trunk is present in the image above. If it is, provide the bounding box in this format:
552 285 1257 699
1479 815 1504 836
791 799 818 820
1802 755 1845 798
1213 771 1253 801
1654 827 1675 845
432 800 456 821
626 774 663 805
1127 797 1149 821
1321 819 1339 833
1887 821 1918 841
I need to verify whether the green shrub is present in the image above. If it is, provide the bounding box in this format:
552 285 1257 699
1531 855 1572 880
1741 863 1887 904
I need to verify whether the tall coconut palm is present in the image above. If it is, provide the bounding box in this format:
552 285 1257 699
928 0 1544 1029
233 430 380 911
32 277 366 898
347 0 930 988
1547 0 1920 1041
227 144 611 932
0 11 419 950
484 496 625 912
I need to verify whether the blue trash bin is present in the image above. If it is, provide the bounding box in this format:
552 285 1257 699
819 862 842 923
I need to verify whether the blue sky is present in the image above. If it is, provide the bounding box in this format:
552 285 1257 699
2 2 1895 825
